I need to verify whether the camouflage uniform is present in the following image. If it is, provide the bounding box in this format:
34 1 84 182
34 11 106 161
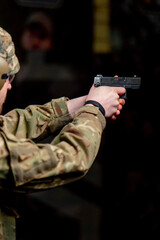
0 27 106 239
0 98 106 239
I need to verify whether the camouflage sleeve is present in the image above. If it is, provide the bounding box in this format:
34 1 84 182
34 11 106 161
2 97 72 141
0 105 106 192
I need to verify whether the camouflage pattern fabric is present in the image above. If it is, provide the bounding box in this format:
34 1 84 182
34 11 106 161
0 97 105 190
0 97 106 239
0 27 20 75
0 208 15 240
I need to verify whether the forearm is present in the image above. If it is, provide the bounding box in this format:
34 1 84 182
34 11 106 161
2 96 87 142
2 97 72 141
67 96 87 118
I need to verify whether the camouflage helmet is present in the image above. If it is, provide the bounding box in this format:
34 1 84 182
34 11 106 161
0 27 20 75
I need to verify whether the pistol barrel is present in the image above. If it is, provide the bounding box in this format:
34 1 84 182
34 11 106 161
94 75 141 89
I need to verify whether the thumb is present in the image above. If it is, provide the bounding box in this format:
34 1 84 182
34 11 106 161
114 87 126 96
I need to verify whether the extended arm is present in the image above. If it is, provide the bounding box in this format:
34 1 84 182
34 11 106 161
0 105 105 191
1 96 87 141
0 85 125 192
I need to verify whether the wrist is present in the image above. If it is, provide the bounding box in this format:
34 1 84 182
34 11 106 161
84 100 105 116
67 96 87 118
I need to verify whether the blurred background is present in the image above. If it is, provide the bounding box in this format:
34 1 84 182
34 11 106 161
0 0 160 239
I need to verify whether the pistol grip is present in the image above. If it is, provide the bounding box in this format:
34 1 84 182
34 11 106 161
121 92 127 99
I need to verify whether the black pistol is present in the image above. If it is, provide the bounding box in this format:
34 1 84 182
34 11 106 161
94 75 141 99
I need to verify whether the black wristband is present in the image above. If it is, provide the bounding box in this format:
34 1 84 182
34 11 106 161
84 100 105 116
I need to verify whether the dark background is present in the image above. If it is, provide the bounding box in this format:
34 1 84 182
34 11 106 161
0 0 160 239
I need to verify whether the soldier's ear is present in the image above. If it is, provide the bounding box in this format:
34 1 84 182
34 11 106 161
0 56 9 90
